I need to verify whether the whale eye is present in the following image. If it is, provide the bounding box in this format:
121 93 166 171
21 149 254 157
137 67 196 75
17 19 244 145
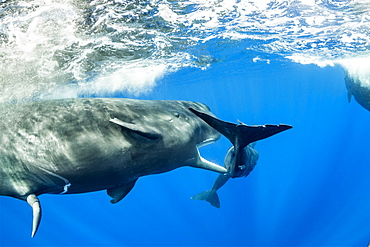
168 111 180 122
238 165 246 171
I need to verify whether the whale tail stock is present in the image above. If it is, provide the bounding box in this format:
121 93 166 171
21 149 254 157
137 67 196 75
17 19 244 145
188 108 292 150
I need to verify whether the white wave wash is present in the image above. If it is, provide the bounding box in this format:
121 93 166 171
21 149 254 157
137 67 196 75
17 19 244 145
1 0 370 102
338 57 370 87
0 0 81 102
288 54 370 89
156 0 370 89
41 60 169 99
157 0 370 84
0 0 189 103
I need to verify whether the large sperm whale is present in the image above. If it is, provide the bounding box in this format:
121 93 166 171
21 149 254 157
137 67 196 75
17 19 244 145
0 98 292 237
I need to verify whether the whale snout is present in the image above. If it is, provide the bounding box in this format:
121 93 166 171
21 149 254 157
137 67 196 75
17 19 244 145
183 102 221 146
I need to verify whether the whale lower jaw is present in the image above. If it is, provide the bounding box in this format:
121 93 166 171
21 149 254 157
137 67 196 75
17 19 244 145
27 194 41 238
196 138 218 148
189 147 227 174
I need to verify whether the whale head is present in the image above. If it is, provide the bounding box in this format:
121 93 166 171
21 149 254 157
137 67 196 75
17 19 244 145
179 101 221 147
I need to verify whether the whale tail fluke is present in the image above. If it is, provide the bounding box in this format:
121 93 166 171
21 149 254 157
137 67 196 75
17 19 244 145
191 190 220 208
189 108 292 149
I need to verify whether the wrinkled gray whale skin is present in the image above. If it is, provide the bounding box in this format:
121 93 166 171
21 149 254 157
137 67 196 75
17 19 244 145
345 72 370 111
0 98 227 237
0 98 292 237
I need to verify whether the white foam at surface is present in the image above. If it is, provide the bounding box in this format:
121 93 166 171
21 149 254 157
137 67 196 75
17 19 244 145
0 0 81 103
40 60 172 99
1 0 370 103
338 57 370 87
287 54 370 88
81 61 167 96
286 55 336 68
0 0 175 102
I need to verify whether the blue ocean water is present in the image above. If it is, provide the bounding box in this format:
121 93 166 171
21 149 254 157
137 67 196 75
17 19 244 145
1 0 370 246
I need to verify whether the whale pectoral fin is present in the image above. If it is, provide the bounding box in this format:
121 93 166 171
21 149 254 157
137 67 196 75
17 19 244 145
347 91 352 103
109 118 162 141
26 194 42 238
107 179 138 204
189 108 292 149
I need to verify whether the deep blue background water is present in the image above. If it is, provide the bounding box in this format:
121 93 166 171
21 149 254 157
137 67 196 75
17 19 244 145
1 52 369 246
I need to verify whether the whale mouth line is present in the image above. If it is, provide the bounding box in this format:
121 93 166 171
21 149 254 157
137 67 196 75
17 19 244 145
61 183 72 194
37 167 72 194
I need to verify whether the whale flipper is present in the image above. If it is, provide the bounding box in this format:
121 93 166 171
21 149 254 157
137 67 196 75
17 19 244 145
191 190 220 208
110 118 162 140
107 179 138 204
347 91 352 103
26 194 41 238
189 108 292 149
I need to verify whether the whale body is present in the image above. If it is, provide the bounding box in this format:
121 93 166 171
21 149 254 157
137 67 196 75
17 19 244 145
345 72 370 111
0 98 227 236
0 98 292 237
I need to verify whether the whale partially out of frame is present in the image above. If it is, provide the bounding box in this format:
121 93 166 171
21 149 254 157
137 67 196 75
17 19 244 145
0 98 292 237
345 72 370 111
